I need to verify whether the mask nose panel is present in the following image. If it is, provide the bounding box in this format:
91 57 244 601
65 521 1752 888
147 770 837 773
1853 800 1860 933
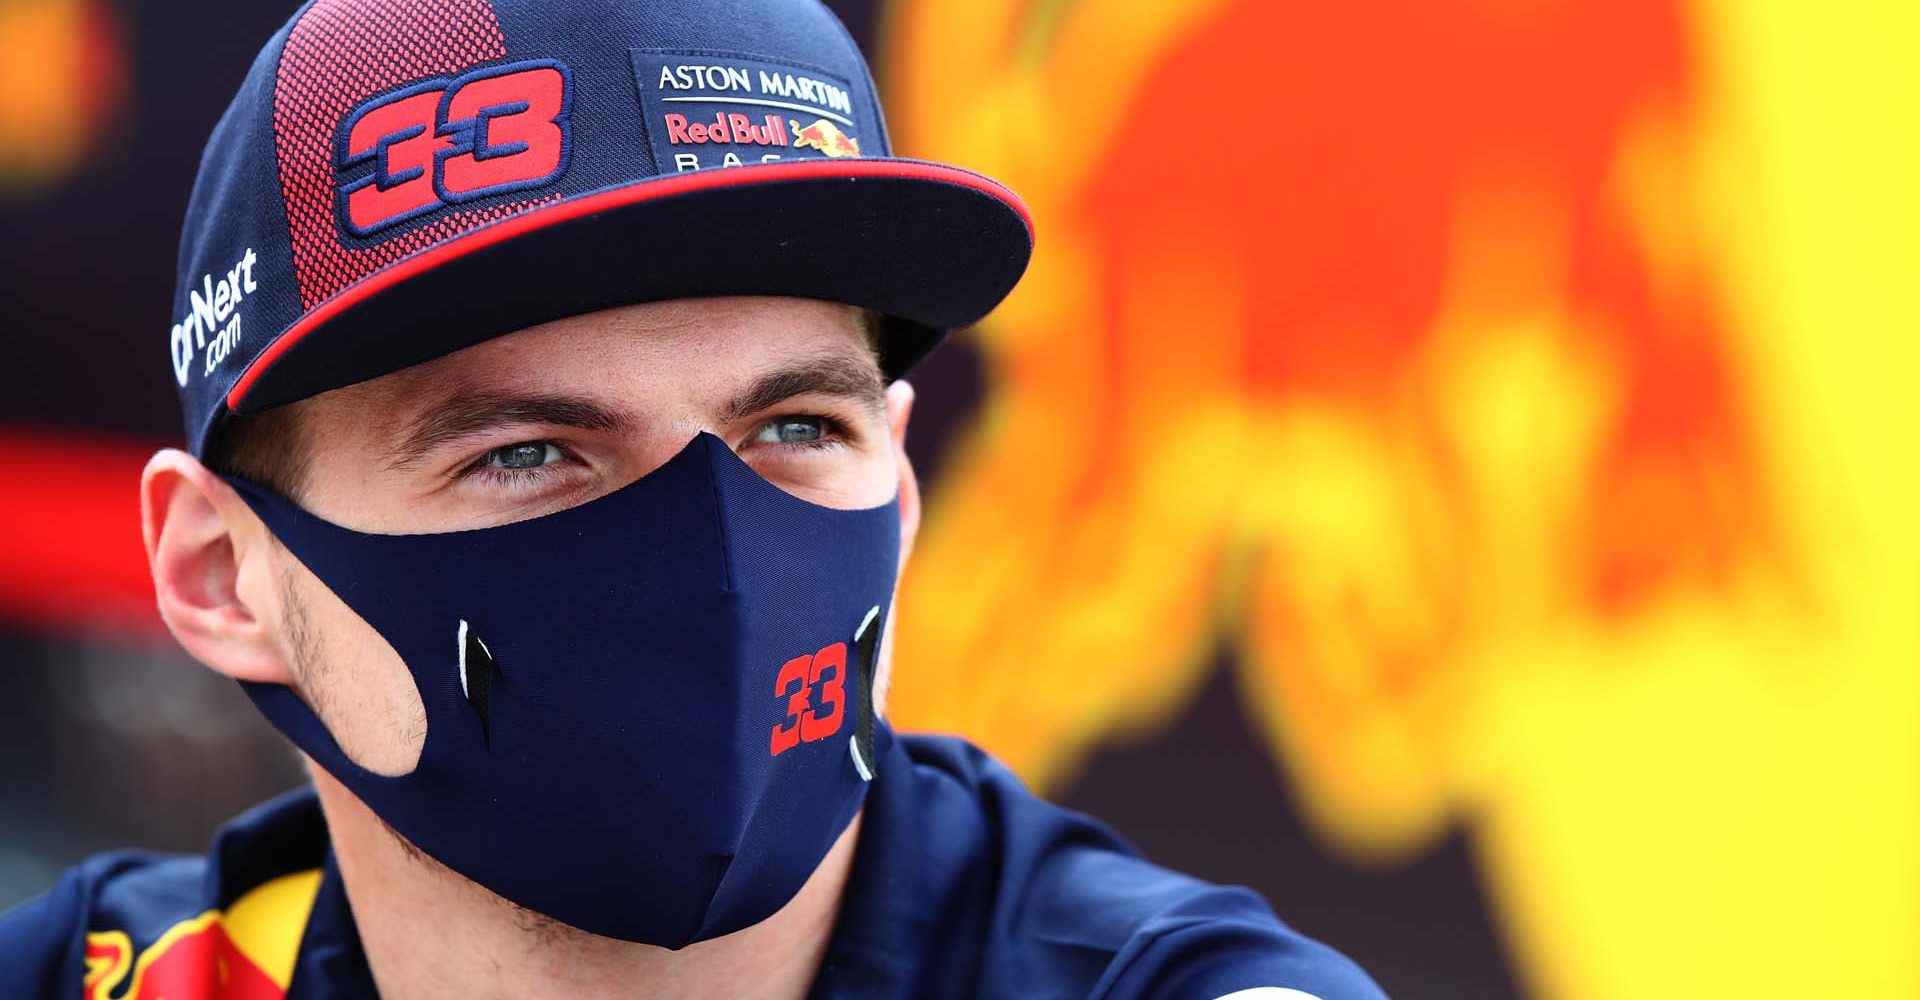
689 438 901 941
226 430 901 946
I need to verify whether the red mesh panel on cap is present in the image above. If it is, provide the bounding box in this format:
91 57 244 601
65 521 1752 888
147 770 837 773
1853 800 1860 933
273 0 550 309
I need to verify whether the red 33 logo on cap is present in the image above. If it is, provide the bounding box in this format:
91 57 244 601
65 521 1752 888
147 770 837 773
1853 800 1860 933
337 59 572 236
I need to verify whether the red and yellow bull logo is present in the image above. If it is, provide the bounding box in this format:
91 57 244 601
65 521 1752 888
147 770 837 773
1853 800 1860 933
85 919 282 1000
881 0 1920 998
81 870 321 1000
790 117 860 158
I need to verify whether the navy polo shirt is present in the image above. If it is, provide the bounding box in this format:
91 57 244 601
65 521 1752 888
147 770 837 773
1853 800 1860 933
0 735 1388 998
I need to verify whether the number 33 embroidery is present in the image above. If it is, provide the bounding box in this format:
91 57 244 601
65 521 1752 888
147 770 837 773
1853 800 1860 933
770 642 847 756
337 59 573 236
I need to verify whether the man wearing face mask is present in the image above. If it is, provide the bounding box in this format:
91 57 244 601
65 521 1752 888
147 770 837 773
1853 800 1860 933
0 1 1389 997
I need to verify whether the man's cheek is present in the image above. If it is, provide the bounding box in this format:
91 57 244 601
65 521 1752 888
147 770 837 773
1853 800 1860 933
284 563 427 776
749 451 897 511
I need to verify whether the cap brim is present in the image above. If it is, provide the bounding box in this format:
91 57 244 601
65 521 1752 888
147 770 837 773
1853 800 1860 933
223 157 1032 416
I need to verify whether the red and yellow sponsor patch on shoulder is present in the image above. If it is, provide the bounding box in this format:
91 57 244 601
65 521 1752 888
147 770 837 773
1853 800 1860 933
82 869 321 1000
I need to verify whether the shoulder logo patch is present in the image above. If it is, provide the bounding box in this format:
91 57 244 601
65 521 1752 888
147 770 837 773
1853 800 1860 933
82 869 322 999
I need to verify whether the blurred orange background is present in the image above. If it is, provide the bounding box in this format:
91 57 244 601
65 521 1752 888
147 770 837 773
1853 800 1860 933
1 1 1914 998
879 1 1918 997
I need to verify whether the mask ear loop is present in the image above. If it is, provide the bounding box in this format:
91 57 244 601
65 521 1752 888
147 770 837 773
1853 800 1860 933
850 605 882 781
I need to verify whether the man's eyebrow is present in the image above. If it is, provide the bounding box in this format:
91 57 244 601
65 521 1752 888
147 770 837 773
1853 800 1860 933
387 391 635 469
720 354 888 424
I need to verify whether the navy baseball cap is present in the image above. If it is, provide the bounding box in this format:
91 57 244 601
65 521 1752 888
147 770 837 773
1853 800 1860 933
168 0 1032 458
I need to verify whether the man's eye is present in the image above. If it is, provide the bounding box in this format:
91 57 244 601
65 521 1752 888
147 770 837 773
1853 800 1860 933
753 416 829 446
483 442 563 470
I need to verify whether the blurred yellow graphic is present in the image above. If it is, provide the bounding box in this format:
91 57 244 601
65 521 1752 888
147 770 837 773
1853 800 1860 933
0 0 126 191
880 1 1918 997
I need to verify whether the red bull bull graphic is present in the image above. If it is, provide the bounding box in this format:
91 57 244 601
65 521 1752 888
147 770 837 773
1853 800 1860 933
791 117 860 157
85 920 281 1000
881 0 1920 998
81 870 321 1000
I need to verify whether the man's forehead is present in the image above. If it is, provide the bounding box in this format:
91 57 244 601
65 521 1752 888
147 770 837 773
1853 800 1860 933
294 299 884 468
318 296 880 419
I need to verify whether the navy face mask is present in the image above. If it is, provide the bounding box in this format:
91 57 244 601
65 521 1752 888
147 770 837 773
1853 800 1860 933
225 432 899 948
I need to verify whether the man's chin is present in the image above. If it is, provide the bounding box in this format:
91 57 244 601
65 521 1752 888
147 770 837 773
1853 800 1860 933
306 756 615 951
303 752 865 956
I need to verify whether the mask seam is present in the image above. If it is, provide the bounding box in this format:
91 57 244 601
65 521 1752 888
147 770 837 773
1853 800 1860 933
704 438 736 591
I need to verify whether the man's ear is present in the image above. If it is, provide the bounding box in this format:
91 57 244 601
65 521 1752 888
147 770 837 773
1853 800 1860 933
141 449 295 685
885 379 921 568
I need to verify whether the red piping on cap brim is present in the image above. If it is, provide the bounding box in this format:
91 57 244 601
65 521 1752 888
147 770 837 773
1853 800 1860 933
226 158 1032 410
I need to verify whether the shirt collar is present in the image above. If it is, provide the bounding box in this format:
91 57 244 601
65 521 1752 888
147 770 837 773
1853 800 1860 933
285 726 943 998
806 726 957 998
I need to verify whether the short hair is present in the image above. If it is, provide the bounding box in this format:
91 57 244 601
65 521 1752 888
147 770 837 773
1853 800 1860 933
209 306 885 501
208 400 312 499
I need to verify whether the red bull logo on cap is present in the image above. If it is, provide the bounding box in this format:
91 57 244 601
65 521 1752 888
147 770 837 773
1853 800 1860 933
791 118 860 158
665 111 789 147
631 50 865 172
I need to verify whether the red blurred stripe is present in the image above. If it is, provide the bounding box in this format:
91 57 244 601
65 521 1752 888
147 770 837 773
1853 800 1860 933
0 427 162 635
